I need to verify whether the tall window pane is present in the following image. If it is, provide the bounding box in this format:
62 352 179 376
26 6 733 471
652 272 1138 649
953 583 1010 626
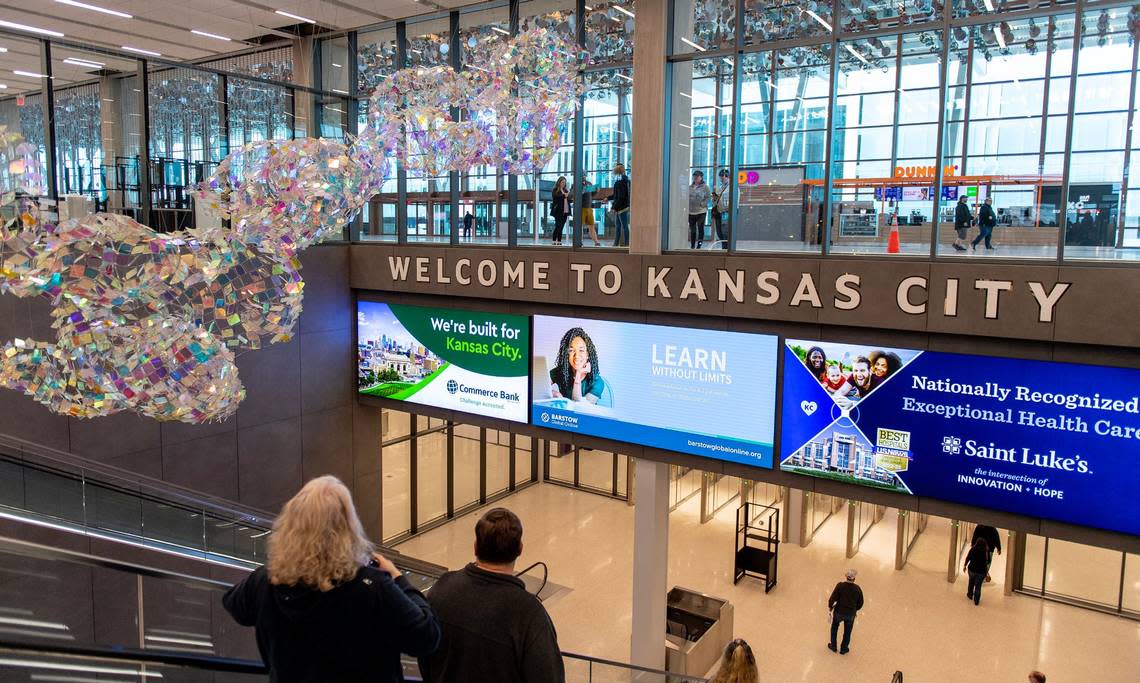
673 0 735 55
1064 7 1132 260
940 14 1073 258
830 32 940 256
359 27 401 242
667 56 734 250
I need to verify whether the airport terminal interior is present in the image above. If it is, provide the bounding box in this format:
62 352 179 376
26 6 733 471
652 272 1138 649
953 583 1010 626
0 0 1139 681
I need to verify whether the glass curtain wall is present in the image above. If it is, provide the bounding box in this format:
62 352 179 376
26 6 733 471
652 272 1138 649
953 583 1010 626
334 0 635 248
1018 534 1140 617
377 408 539 545
666 0 1140 261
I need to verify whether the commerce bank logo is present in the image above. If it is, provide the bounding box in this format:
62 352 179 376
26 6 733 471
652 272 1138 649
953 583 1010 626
942 435 963 455
446 379 459 394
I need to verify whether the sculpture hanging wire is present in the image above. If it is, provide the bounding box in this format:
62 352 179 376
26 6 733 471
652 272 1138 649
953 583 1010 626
0 27 584 424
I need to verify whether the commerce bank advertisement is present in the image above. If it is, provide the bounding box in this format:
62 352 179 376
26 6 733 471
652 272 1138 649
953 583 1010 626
532 316 777 467
357 301 529 423
780 339 1140 536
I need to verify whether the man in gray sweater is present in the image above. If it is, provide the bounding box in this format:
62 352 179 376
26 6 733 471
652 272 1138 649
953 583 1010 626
419 508 565 682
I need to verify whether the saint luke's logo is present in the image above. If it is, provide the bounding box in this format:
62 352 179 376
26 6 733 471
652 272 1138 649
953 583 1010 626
446 379 459 394
942 436 962 455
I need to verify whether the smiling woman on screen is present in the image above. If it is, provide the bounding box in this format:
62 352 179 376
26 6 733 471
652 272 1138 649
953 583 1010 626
549 327 610 406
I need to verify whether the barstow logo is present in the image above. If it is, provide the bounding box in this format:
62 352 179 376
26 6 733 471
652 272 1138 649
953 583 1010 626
545 413 578 428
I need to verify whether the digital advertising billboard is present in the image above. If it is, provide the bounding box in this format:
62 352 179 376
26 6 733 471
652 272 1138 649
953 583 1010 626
357 301 529 423
780 339 1140 536
532 316 778 467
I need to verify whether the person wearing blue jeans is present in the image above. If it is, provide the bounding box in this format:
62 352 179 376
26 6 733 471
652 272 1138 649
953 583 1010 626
964 538 989 605
610 164 631 247
827 569 863 655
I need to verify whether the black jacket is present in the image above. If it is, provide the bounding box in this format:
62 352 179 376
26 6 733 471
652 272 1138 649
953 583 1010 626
972 525 1002 554
611 175 631 212
418 563 565 683
551 186 571 218
978 203 997 229
828 580 864 616
954 201 974 229
223 565 440 683
965 545 990 574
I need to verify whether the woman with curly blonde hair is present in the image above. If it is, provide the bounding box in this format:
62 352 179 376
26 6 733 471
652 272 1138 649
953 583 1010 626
223 475 440 682
710 638 760 683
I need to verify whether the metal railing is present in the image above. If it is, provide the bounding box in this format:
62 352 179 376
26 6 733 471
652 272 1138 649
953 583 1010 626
0 432 273 566
0 535 706 683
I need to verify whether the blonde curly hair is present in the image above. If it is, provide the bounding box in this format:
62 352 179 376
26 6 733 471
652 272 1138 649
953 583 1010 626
266 475 372 591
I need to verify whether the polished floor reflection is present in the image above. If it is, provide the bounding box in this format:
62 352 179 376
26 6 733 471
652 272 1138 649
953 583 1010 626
396 482 1140 682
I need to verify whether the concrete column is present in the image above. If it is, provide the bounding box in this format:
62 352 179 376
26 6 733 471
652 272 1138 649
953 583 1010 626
629 0 667 255
786 488 806 547
630 458 669 670
1004 530 1017 596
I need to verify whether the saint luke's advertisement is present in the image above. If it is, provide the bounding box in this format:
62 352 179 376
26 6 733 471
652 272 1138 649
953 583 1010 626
532 316 778 467
357 301 529 423
780 339 1140 536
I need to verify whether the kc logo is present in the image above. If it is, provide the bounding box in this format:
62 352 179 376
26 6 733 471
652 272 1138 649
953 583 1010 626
800 400 817 416
942 436 962 455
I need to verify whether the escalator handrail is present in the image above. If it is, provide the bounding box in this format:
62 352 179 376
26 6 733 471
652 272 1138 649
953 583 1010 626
0 534 235 588
0 432 274 525
515 560 549 597
561 651 710 682
0 639 268 675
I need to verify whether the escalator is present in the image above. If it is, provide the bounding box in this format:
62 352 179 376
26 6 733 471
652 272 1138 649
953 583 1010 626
0 436 707 682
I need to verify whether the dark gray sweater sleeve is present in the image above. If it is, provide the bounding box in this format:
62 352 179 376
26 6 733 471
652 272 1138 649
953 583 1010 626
521 606 564 683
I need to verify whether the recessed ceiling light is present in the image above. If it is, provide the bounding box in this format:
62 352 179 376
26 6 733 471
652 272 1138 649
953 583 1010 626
332 62 343 68
191 29 232 42
122 45 161 56
14 70 49 79
63 57 105 68
0 20 65 37
55 0 132 19
0 48 7 53
0 84 7 89
275 10 315 24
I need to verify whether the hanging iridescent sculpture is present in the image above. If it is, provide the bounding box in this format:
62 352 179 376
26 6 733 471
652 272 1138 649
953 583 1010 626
0 28 583 424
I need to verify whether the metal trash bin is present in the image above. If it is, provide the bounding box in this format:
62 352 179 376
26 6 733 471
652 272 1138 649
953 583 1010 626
664 586 734 678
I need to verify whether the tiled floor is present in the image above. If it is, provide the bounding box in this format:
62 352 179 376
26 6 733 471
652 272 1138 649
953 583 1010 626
397 482 1140 682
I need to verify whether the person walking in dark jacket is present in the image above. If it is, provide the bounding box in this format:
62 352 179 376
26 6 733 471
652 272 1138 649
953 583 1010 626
419 508 565 683
223 476 440 683
610 164 631 247
953 195 973 251
827 569 864 655
964 538 990 605
972 524 1002 581
972 197 997 251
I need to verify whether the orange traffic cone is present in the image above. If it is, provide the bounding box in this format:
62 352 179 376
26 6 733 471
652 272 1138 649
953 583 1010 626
887 220 901 254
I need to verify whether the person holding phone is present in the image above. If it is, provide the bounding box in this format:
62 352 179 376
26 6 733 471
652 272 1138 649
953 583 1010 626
223 476 440 682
